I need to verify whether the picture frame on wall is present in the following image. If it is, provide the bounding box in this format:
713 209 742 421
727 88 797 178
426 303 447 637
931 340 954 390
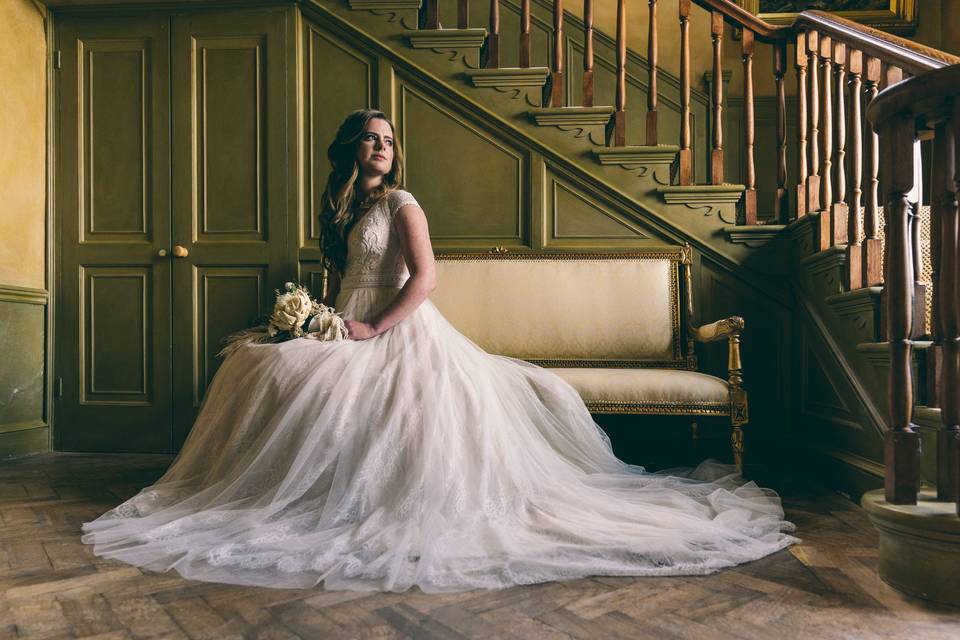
735 1 918 34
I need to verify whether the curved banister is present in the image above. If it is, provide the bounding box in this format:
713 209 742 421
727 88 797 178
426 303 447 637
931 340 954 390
793 11 960 73
688 2 960 73
867 64 960 127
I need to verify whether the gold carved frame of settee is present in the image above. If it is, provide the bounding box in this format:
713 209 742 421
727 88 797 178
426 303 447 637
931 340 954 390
434 244 750 472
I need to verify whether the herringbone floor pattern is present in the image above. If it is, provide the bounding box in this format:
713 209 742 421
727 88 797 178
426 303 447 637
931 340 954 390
1 453 958 639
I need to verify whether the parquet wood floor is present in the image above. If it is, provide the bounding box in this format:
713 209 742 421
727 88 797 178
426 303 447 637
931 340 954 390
1 453 958 639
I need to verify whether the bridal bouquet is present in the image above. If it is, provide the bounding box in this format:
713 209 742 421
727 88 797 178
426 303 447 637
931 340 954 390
217 282 348 358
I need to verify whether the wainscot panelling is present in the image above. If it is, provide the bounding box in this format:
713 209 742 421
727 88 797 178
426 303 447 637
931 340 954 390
543 164 674 249
398 78 530 249
0 286 48 458
795 303 886 495
301 19 377 248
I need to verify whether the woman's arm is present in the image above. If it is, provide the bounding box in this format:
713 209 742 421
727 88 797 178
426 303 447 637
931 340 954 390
322 268 341 307
345 202 436 340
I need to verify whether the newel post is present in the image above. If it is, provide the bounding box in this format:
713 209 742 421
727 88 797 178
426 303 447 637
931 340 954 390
877 110 922 505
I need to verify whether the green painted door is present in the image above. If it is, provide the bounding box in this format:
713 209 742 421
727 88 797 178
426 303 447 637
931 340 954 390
56 9 292 452
55 15 174 452
169 8 291 449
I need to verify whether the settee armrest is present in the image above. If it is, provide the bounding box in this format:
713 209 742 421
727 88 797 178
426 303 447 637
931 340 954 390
691 316 744 343
692 316 749 443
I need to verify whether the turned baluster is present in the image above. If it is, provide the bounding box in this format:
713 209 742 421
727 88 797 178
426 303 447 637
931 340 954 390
609 0 626 145
807 31 822 214
581 0 592 105
484 0 500 69
678 0 692 184
928 128 944 409
845 50 864 290
795 32 809 218
879 64 905 338
423 0 440 29
459 0 468 28
863 56 883 287
742 29 757 224
831 42 848 246
710 11 723 184
775 41 788 221
932 123 957 498
877 110 921 505
647 0 658 144
520 0 531 67
548 0 563 106
910 140 926 340
817 35 834 250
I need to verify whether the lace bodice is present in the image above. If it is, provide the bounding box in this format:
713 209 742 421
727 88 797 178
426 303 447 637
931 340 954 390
341 189 420 289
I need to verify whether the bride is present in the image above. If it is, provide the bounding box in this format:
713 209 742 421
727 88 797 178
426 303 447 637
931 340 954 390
81 109 798 593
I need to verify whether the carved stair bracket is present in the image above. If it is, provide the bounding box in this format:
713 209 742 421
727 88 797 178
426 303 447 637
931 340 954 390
529 106 616 146
592 146 679 185
657 185 745 225
825 286 884 341
785 215 819 258
406 29 487 67
722 225 787 248
464 68 549 106
799 245 847 296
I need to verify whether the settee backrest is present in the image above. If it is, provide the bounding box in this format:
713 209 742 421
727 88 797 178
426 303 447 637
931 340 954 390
430 248 690 368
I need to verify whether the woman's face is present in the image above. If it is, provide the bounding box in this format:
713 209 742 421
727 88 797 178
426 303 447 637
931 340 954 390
355 118 394 178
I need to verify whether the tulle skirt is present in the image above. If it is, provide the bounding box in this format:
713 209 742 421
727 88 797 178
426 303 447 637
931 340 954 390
80 283 798 593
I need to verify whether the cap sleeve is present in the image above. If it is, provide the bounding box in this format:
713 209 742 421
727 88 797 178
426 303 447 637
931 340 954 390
388 189 420 219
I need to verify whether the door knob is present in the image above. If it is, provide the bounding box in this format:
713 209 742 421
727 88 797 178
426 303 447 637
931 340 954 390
157 248 168 257
172 245 189 258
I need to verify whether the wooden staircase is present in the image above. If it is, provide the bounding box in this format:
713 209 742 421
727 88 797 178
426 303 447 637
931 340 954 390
326 0 960 502
323 1 960 599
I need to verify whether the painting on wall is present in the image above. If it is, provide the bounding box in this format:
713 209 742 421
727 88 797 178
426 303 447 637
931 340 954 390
737 0 917 33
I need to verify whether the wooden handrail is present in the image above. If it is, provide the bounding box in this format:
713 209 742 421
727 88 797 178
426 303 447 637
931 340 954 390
687 3 960 73
688 0 787 40
867 65 960 127
794 11 960 74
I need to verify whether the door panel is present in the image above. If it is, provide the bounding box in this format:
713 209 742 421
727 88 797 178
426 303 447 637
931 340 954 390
56 16 172 452
171 9 291 449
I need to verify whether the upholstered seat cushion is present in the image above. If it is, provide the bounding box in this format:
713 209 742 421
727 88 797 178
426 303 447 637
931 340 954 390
548 368 730 414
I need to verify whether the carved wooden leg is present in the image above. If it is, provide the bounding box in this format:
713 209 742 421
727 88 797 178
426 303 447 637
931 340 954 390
728 333 748 476
731 422 745 475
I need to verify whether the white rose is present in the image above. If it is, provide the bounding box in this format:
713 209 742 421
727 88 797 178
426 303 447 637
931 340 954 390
269 289 313 337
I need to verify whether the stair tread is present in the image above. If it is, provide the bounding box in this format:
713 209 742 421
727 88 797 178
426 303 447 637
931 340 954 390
856 340 933 351
530 106 615 113
825 287 884 305
466 67 550 73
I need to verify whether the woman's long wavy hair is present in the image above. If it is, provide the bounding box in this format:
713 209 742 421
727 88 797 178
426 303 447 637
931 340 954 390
318 109 405 275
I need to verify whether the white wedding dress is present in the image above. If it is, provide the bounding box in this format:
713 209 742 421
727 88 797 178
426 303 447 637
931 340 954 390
81 189 798 593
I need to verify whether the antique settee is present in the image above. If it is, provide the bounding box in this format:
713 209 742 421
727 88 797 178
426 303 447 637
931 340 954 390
430 245 750 471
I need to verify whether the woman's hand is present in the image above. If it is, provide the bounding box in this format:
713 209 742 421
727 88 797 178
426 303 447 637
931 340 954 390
345 320 378 341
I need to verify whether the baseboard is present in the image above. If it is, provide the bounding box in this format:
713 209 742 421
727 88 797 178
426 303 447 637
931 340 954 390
0 426 50 460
